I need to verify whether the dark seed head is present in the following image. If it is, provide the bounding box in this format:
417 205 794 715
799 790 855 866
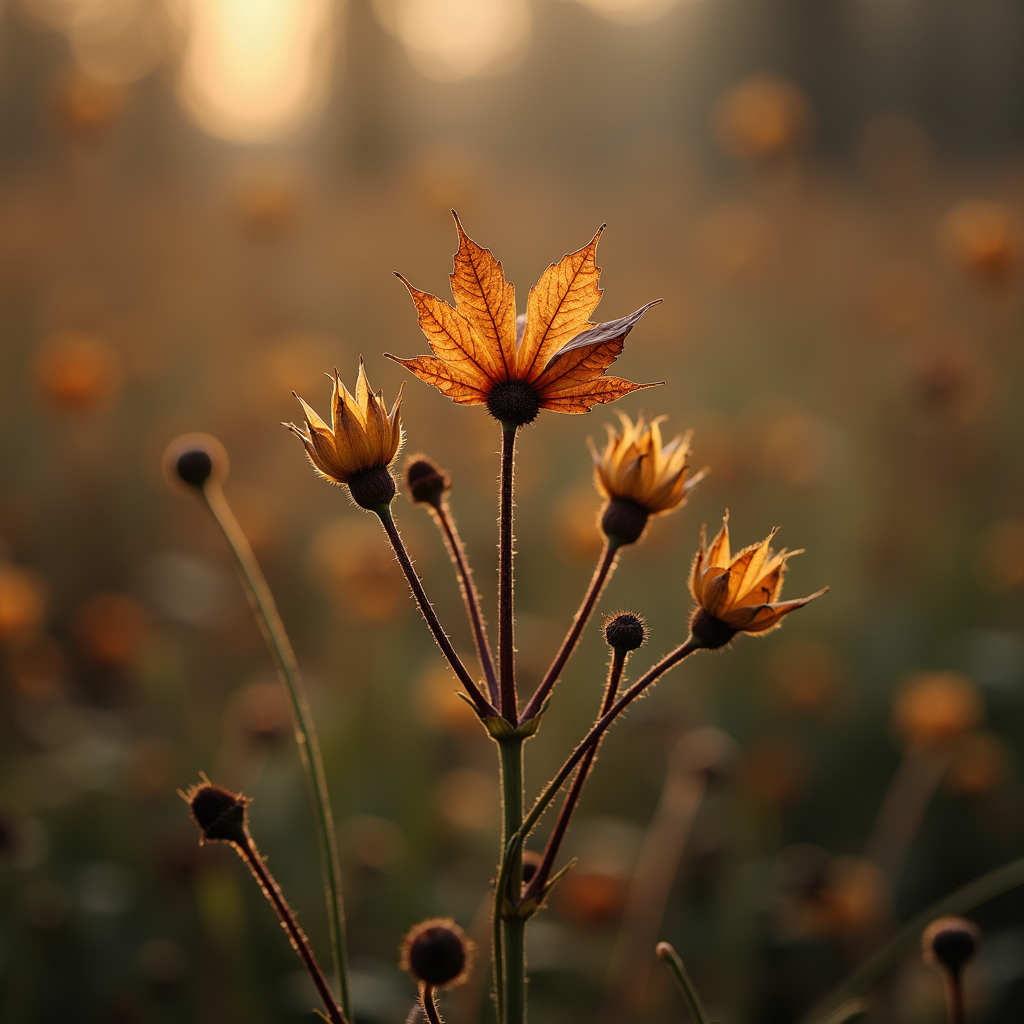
400 918 474 988
601 498 650 546
163 434 229 492
923 916 980 976
404 456 450 507
348 465 397 511
603 612 648 653
183 778 249 846
689 607 738 650
486 380 541 428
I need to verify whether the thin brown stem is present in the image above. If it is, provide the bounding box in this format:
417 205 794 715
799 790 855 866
945 972 966 1024
521 541 620 722
519 638 701 846
498 425 518 722
432 500 499 707
234 831 347 1024
421 984 444 1024
377 509 497 718
522 649 627 903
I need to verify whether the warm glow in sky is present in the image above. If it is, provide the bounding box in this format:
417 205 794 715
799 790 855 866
176 0 334 143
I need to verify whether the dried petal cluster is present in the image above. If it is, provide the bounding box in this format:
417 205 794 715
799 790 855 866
285 361 404 485
689 514 827 645
387 214 661 425
591 413 705 515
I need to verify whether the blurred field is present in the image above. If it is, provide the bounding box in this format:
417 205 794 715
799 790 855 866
1 1 1024 1023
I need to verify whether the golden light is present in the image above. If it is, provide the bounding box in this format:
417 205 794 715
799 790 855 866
571 0 682 26
176 0 335 143
375 0 530 81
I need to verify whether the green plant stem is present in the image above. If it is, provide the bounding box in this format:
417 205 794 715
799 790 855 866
376 507 497 717
801 854 1024 1024
498 424 518 722
656 942 709 1024
522 648 626 903
497 737 526 1024
432 499 499 706
203 483 351 1019
521 541 620 722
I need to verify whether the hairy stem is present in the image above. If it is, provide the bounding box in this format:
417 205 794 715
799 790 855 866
234 830 347 1024
422 985 444 1024
432 499 499 707
522 649 626 903
521 542 620 722
377 508 497 718
498 425 518 723
203 483 351 1019
498 738 526 1024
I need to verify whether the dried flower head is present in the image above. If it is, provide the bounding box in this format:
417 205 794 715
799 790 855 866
688 514 827 649
163 434 230 492
181 776 250 847
285 360 404 510
603 611 648 653
400 918 474 988
591 414 705 545
923 916 980 976
404 455 450 507
388 214 661 426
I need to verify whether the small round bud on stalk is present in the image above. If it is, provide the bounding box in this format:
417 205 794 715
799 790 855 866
603 612 648 653
923 916 980 976
601 499 650 547
181 776 249 846
347 466 398 511
163 434 229 492
689 607 739 651
405 456 450 507
923 916 980 1024
400 918 474 989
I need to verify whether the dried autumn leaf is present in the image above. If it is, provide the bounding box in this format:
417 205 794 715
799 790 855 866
387 213 662 425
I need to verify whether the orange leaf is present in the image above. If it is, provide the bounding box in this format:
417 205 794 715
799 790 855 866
449 213 517 380
518 226 605 379
385 355 487 406
538 376 660 414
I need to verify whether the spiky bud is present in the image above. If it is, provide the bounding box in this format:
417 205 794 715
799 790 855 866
182 778 249 846
405 456 450 507
603 612 648 653
400 918 474 988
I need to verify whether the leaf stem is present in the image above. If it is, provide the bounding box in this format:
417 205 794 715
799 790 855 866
522 648 626 903
521 541 620 722
202 483 351 1019
376 507 497 718
656 942 709 1024
498 425 518 723
431 499 499 707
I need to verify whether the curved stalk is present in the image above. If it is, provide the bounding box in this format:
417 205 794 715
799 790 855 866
202 483 351 1019
521 541 620 723
376 508 497 718
422 985 444 1024
431 499 499 707
656 942 709 1024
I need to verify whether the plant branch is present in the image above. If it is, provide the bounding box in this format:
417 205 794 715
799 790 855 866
431 499 499 707
233 831 347 1024
203 482 351 1019
522 648 626 903
377 508 497 718
521 541 620 722
498 425 518 723
421 985 444 1024
656 942 709 1024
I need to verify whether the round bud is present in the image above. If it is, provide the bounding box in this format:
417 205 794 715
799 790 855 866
603 612 648 652
347 465 398 511
923 916 980 976
400 918 474 988
486 381 541 427
601 498 650 546
688 607 737 650
163 434 229 492
404 456 450 507
183 779 249 846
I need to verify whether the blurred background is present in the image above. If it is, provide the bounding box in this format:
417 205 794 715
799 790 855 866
1 0 1024 1022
